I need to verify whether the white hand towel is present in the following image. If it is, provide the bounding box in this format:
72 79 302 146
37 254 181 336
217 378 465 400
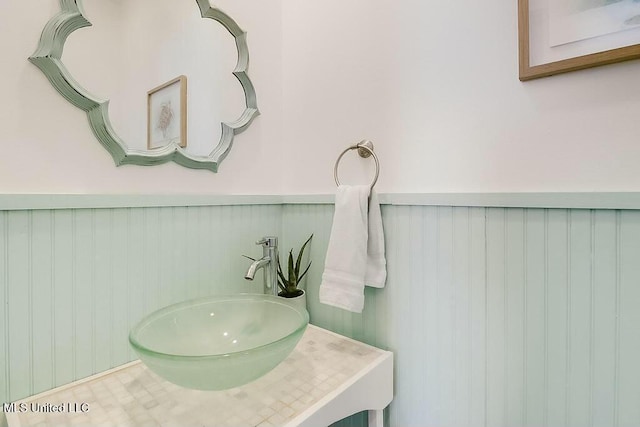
319 185 369 313
319 185 387 313
365 189 387 288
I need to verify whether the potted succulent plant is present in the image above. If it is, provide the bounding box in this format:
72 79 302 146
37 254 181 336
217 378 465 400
277 234 313 309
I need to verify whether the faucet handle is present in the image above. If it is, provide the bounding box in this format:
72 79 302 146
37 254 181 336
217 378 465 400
256 236 278 247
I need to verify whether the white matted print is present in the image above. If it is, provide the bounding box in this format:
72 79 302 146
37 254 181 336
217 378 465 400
147 76 187 150
550 0 640 47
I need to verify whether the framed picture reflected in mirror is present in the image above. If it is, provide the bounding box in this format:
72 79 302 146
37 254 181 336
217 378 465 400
147 75 187 149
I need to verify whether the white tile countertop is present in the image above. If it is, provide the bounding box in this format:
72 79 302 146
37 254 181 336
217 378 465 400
2 325 393 427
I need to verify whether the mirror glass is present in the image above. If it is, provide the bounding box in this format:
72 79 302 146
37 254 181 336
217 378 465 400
30 0 258 171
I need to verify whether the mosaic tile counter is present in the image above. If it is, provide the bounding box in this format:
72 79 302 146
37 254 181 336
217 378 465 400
2 325 393 427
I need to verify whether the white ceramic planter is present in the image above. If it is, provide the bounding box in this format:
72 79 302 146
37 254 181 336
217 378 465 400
280 290 307 313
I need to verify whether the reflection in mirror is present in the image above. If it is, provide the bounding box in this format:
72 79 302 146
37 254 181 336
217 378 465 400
29 0 259 172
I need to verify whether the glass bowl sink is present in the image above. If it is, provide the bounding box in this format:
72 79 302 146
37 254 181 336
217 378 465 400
129 294 309 390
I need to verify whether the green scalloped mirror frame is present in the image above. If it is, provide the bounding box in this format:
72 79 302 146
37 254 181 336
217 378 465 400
29 0 259 173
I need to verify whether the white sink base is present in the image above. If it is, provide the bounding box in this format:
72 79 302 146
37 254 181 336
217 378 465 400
2 325 393 427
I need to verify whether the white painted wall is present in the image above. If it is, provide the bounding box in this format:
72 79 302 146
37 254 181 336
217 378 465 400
4 0 640 194
281 0 640 194
0 0 283 194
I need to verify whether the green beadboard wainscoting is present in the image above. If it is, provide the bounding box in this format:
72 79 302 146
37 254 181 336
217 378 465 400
0 204 282 403
290 204 640 427
2 195 640 427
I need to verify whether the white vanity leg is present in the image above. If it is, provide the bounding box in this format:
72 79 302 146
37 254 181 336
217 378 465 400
368 409 383 427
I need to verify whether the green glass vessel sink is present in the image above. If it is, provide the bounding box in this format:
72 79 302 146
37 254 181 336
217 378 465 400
129 294 309 390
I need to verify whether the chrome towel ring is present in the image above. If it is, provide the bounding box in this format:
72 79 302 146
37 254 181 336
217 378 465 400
334 140 380 190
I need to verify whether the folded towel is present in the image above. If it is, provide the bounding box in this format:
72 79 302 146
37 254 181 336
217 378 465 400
365 189 387 288
319 185 387 313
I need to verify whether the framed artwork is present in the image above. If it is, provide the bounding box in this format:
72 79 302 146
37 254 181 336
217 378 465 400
518 0 640 80
147 75 187 149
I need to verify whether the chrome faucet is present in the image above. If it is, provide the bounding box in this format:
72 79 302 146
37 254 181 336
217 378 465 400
244 236 279 296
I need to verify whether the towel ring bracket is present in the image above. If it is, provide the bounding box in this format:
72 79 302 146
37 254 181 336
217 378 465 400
334 140 379 190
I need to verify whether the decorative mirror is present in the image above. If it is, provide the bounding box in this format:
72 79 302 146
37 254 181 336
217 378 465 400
30 0 259 172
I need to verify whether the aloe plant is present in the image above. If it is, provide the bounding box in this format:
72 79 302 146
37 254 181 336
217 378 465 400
277 234 313 298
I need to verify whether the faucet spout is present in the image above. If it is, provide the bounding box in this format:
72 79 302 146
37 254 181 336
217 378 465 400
243 236 279 295
244 257 270 280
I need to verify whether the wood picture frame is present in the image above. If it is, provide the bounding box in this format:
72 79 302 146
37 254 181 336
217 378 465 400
147 75 188 149
518 0 640 81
